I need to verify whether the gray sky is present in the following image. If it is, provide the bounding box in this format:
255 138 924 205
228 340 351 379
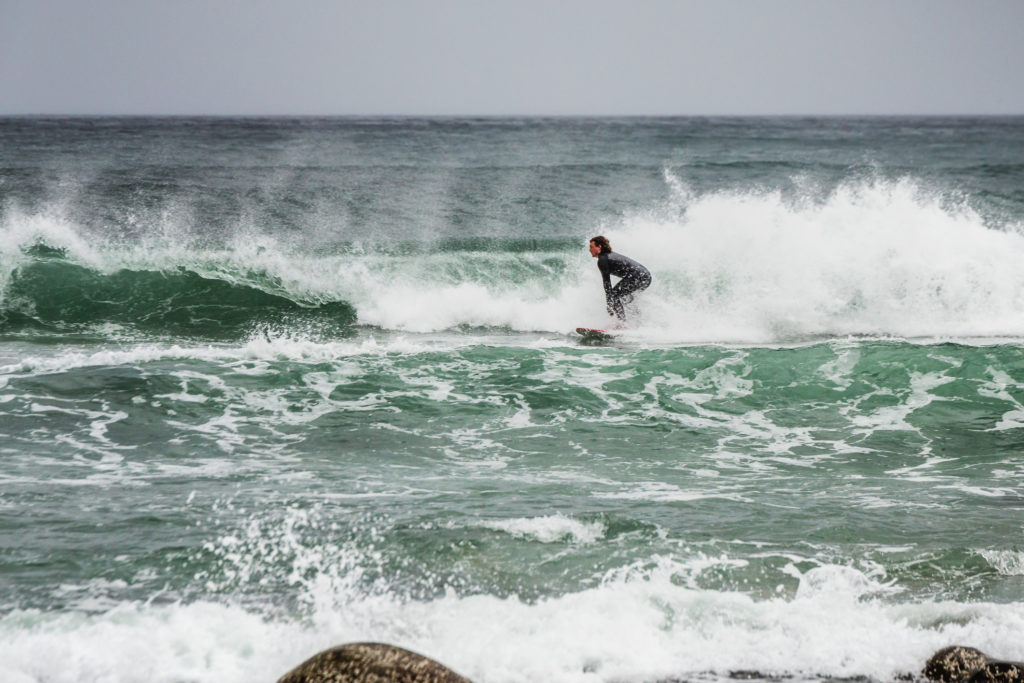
2 0 1023 116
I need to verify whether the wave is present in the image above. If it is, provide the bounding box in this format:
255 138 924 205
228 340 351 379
618 174 1024 342
0 250 355 338
2 545 1023 683
341 175 1024 340
3 175 1024 342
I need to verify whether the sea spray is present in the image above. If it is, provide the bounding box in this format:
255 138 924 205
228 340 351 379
4 174 1023 341
625 176 1024 341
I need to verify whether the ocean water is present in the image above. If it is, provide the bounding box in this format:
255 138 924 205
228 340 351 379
1 116 1023 683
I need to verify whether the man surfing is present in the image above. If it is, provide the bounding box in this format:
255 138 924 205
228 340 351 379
589 235 652 323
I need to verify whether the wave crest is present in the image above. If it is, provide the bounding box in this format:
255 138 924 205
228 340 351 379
1 255 355 337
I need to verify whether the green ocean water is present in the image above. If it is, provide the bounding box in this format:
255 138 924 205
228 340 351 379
1 117 1024 683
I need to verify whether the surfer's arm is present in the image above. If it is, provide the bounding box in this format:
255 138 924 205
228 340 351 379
598 256 612 292
597 255 614 312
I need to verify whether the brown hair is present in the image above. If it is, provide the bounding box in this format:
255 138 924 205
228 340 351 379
589 235 612 254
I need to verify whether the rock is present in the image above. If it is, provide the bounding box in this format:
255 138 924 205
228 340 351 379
922 646 1024 683
277 642 473 683
968 660 1024 683
925 647 991 682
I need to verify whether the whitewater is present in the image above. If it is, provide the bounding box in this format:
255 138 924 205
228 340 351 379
1 116 1023 683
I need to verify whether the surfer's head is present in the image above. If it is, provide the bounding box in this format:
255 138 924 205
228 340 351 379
589 235 611 256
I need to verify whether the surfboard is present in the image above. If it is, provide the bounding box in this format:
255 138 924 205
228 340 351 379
575 327 614 342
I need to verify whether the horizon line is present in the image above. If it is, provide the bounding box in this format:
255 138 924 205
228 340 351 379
2 111 1023 119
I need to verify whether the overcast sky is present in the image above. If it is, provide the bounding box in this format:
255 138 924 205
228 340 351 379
2 0 1022 116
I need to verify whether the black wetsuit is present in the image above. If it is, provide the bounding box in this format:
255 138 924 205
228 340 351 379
597 251 652 320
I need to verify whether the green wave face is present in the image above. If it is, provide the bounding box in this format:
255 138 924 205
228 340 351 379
1 257 356 338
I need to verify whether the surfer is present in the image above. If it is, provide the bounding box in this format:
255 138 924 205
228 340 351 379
589 235 651 322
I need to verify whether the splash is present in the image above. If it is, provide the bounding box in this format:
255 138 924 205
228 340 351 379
627 174 1024 342
4 540 1024 683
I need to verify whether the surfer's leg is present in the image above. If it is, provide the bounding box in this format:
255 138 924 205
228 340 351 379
609 294 626 320
606 288 625 319
609 280 637 320
610 274 650 320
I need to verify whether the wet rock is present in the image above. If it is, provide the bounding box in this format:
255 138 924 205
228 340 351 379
924 647 992 683
277 642 473 683
968 660 1024 683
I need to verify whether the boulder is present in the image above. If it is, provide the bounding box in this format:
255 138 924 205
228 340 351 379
925 647 990 682
925 647 1024 683
968 660 1024 683
277 642 473 683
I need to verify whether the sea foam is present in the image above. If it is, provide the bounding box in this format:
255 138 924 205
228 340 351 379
310 175 1024 342
477 515 606 544
3 561 1023 683
6 505 1022 683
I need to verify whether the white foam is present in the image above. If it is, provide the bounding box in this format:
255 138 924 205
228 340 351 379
593 481 753 503
817 346 861 390
845 369 955 437
0 207 106 291
631 175 1024 342
978 550 1024 576
793 563 899 601
0 332 479 379
477 515 606 545
3 563 1024 683
979 367 1024 431
0 602 307 683
343 176 1024 342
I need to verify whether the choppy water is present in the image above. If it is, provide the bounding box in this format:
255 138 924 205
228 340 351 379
1 117 1024 683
